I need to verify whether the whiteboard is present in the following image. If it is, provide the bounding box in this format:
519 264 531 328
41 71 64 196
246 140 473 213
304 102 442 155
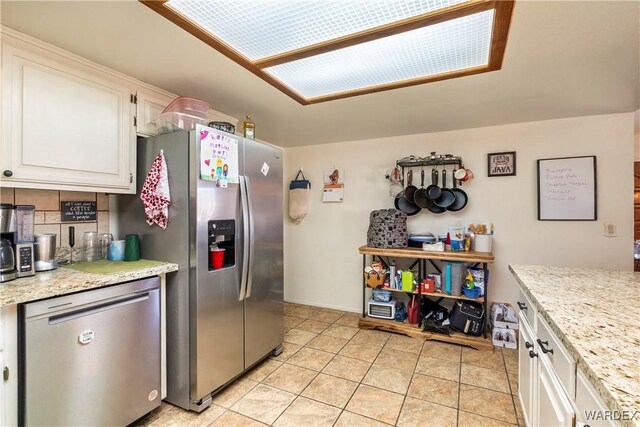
537 156 597 220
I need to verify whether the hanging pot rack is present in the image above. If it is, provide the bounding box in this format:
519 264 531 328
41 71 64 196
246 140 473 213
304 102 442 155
396 152 463 168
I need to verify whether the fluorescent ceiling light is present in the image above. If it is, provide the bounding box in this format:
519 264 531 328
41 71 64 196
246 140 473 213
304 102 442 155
144 0 514 104
165 0 469 61
264 10 494 99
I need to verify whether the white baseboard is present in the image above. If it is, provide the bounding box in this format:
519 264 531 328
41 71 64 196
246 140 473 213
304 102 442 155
284 297 361 315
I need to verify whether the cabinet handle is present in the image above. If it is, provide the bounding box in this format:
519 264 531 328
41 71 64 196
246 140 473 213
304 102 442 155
525 341 533 349
517 301 527 311
537 339 554 354
3 170 13 177
3 366 8 381
529 350 538 359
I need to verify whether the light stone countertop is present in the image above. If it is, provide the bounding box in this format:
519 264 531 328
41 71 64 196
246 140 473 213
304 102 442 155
509 264 640 426
0 261 178 306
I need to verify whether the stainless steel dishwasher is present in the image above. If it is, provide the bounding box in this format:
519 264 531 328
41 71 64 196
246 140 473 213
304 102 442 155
21 277 161 426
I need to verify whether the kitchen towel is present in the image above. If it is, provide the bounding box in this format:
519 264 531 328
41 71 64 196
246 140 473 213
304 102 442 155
140 150 171 230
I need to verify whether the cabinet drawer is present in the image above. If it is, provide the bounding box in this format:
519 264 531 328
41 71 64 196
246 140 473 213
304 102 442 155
575 369 617 427
537 315 576 398
517 288 536 331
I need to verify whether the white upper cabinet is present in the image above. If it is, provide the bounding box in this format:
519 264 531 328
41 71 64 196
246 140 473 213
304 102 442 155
1 27 136 193
134 88 175 137
134 87 240 138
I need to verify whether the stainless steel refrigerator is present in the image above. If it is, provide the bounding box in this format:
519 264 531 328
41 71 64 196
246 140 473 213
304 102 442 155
118 128 283 411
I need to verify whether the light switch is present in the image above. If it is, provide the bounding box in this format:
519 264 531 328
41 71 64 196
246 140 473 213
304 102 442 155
603 221 617 237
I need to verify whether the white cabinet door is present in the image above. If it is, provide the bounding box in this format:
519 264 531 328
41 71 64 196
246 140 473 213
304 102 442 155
1 31 136 193
0 306 18 427
135 88 175 137
537 354 575 427
519 312 536 427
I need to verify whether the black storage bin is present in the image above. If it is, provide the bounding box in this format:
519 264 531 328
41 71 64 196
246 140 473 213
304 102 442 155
366 209 408 248
449 300 485 336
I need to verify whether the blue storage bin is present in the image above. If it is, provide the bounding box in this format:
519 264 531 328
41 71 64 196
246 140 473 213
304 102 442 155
372 289 392 302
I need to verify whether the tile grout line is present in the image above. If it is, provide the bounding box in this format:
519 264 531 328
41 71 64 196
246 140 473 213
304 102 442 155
273 310 358 426
457 345 462 426
393 339 426 426
148 304 520 427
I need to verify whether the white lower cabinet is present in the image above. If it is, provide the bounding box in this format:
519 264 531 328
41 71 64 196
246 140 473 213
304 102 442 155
517 289 621 427
537 353 575 427
0 306 18 427
518 306 576 427
575 369 616 427
518 314 536 427
1 27 136 194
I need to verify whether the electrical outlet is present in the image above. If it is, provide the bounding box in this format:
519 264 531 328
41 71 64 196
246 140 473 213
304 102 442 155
603 221 617 237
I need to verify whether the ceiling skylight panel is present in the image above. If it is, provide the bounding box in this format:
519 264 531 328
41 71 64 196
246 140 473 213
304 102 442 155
262 10 494 99
165 0 470 60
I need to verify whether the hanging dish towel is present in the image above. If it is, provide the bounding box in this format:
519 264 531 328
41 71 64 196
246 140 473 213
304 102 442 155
289 169 311 224
140 150 171 230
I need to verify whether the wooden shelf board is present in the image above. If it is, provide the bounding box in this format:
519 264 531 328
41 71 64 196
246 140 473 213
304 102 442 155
358 316 493 351
359 246 494 263
369 287 484 302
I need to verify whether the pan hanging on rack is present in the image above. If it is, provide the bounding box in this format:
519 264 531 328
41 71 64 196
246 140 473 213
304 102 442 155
394 169 420 216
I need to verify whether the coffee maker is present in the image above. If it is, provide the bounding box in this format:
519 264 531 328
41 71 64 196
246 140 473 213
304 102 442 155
0 204 36 283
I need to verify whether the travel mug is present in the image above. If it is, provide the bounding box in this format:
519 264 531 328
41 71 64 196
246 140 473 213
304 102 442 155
124 234 140 261
108 240 125 261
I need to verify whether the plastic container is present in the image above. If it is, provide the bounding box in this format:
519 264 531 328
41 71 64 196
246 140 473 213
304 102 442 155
462 286 481 299
372 289 392 302
474 234 492 252
155 112 207 134
162 96 210 118
442 261 465 296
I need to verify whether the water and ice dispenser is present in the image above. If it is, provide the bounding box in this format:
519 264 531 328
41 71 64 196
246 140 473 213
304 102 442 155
208 220 235 270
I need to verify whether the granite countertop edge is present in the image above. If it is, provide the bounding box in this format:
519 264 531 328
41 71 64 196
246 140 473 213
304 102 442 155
0 261 179 307
508 264 637 427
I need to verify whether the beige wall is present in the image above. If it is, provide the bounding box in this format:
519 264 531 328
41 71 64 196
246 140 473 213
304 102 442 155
635 109 640 160
284 113 635 312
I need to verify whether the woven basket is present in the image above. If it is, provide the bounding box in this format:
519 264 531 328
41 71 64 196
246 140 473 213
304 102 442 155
364 271 387 288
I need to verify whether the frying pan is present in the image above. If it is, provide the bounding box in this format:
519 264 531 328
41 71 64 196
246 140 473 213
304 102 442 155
403 169 417 203
427 201 445 214
394 170 420 216
426 169 442 200
434 169 456 208
413 169 432 209
446 171 468 212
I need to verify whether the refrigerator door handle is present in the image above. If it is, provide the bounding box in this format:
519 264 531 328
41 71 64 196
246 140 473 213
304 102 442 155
245 176 255 299
239 175 250 301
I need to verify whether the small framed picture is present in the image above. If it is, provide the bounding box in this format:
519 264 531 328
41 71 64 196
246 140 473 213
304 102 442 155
488 151 516 177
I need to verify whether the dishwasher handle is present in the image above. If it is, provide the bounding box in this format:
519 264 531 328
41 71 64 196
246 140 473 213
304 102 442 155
48 292 151 325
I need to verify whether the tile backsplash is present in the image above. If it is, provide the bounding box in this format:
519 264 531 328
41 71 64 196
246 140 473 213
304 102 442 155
1 188 109 248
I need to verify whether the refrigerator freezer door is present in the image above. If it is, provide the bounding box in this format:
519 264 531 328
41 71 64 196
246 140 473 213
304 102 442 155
242 139 284 368
193 131 245 400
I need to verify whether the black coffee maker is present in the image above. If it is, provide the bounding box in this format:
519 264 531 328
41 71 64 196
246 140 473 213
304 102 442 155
0 204 36 283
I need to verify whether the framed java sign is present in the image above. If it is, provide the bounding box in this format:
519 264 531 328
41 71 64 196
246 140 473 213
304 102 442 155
487 151 516 177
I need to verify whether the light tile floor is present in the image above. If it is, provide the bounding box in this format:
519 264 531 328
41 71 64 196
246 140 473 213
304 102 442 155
135 303 525 427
